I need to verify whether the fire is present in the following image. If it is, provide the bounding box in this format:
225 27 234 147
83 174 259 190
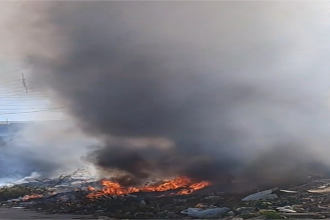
177 181 211 195
22 194 43 201
87 176 211 198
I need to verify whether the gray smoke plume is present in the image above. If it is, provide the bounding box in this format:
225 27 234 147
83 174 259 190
1 2 330 189
0 121 98 183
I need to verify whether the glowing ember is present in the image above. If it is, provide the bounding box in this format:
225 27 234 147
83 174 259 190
177 181 211 195
87 176 211 198
22 194 43 201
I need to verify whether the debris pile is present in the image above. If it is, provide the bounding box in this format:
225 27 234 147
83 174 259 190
3 172 330 219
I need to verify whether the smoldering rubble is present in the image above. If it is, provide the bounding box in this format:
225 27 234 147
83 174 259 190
1 1 330 189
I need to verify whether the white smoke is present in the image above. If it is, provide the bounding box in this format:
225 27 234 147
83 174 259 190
0 120 99 182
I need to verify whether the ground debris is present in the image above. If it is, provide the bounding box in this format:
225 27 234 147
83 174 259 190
3 176 330 219
242 188 279 201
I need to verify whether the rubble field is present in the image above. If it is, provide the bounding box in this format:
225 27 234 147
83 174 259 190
2 170 330 219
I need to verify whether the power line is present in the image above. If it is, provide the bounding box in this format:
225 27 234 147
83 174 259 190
0 69 27 77
0 82 24 88
0 105 51 108
0 94 49 98
0 71 57 116
0 96 50 100
0 92 44 97
0 99 49 102
0 69 30 85
0 86 46 93
0 89 46 96
0 95 47 99
0 98 50 103
0 98 50 101
0 91 45 95
0 108 57 110
0 103 50 105
0 107 65 115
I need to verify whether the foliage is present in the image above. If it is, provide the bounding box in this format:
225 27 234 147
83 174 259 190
260 210 284 219
0 185 47 201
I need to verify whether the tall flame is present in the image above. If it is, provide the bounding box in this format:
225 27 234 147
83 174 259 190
87 176 211 198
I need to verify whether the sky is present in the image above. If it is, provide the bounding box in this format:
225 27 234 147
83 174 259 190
0 61 64 122
0 1 329 124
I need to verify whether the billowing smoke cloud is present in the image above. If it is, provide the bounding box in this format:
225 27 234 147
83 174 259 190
0 121 99 183
1 2 330 189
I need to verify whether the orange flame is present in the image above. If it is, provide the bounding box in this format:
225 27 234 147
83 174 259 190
22 194 43 201
87 176 211 199
177 181 211 195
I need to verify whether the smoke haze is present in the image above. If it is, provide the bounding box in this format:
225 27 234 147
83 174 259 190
0 121 99 183
1 2 330 188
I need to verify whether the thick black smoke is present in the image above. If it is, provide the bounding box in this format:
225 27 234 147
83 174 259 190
2 2 330 188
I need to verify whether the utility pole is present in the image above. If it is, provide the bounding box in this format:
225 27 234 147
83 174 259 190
21 72 28 93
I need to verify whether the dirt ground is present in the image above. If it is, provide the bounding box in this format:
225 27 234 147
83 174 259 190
0 208 98 219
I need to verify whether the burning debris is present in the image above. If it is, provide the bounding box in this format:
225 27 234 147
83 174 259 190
2 171 330 219
0 172 217 218
2 2 330 219
87 176 211 198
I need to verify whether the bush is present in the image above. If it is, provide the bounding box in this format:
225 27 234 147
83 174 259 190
0 185 47 201
261 210 284 219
